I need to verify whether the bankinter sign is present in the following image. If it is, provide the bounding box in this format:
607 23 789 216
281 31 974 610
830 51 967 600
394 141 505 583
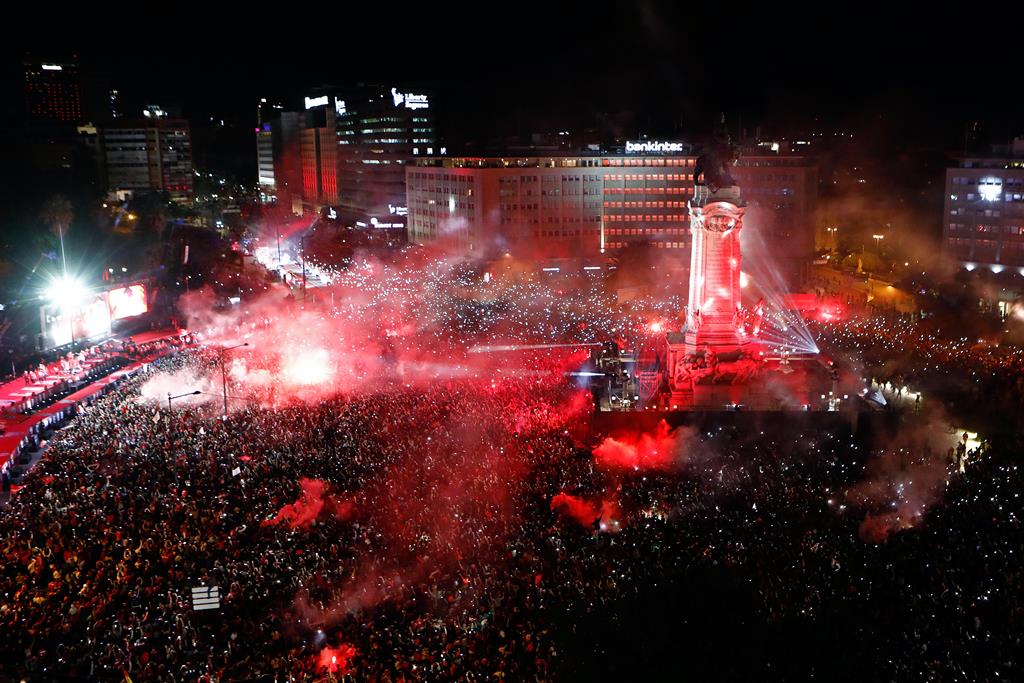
625 140 685 154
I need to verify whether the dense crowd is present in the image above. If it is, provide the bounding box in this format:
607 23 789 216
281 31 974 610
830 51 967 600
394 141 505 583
0 324 1020 681
813 317 1024 422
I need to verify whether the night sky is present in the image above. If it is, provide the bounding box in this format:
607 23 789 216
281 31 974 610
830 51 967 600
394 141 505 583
5 3 1022 145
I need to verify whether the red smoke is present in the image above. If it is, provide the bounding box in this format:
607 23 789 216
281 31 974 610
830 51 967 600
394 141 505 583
551 493 620 531
593 420 680 471
262 478 354 528
858 510 917 543
317 643 356 674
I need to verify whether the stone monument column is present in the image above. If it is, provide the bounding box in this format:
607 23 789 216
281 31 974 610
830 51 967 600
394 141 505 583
684 194 747 354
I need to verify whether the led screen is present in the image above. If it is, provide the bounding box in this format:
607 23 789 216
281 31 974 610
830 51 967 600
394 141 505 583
108 284 148 320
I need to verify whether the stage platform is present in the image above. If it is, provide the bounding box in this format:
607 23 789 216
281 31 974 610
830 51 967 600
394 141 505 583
0 334 185 477
128 328 186 345
0 359 155 474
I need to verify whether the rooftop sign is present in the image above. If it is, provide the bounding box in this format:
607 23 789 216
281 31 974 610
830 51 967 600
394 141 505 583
391 88 429 110
626 140 685 154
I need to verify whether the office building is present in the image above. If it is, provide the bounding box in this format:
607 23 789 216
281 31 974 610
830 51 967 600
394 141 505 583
102 116 193 201
260 85 435 227
256 124 275 193
407 147 816 283
943 139 1024 272
24 57 82 125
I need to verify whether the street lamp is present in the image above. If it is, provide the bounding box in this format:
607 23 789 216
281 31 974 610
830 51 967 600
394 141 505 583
218 342 249 417
872 233 884 251
299 235 307 300
167 389 201 410
825 226 839 252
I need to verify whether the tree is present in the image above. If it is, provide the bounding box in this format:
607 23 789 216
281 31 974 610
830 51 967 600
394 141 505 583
39 194 73 275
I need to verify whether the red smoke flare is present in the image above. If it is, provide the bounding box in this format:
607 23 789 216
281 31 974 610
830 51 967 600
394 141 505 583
262 478 354 528
551 492 620 531
593 419 679 471
317 643 356 674
858 510 917 543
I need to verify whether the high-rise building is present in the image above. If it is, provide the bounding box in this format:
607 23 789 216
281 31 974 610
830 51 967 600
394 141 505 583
260 85 435 227
943 138 1024 273
108 89 122 120
406 148 816 283
273 112 302 212
102 117 194 201
300 105 338 207
23 57 82 125
256 124 275 193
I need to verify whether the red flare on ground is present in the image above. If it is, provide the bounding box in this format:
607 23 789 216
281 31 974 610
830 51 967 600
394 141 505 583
858 511 917 543
317 643 356 674
593 419 679 471
262 478 354 528
551 493 620 531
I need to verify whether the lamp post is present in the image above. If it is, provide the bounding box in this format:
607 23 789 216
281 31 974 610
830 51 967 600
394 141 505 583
219 342 249 417
167 390 201 410
872 233 884 252
300 235 307 300
825 226 838 252
57 221 67 281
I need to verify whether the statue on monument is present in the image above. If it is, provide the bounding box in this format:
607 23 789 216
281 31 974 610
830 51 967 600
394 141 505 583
694 113 740 194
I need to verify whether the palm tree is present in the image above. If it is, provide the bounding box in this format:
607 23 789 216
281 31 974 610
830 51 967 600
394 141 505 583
39 194 73 277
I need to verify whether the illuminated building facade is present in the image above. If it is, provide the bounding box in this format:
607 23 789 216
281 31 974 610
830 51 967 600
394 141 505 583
24 58 82 125
261 85 434 228
943 140 1024 273
407 150 816 283
267 112 302 211
102 118 193 201
256 125 275 192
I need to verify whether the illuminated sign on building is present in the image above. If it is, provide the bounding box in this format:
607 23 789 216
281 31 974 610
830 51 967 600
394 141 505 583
304 95 329 109
334 98 346 116
625 140 685 154
391 87 429 110
327 208 337 219
41 64 62 71
388 204 408 216
979 177 1003 202
370 217 403 228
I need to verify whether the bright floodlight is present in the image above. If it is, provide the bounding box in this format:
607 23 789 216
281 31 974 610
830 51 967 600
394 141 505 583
979 178 1002 202
45 276 84 311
